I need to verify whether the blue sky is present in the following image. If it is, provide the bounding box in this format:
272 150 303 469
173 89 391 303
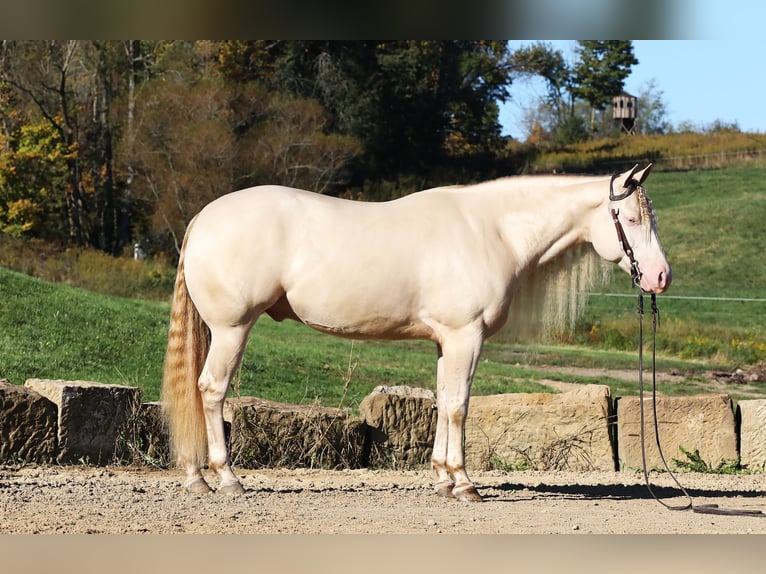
499 39 766 139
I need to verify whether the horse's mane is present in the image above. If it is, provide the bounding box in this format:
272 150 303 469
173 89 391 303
498 243 612 343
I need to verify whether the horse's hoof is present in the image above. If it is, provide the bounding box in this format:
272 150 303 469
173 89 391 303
452 484 484 502
434 481 456 498
217 481 246 496
185 477 213 494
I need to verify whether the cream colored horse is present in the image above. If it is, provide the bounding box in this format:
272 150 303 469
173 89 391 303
162 163 671 501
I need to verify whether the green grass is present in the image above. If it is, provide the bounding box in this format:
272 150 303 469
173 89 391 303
0 266 742 409
574 167 766 364
0 268 561 407
0 268 170 399
2 166 765 407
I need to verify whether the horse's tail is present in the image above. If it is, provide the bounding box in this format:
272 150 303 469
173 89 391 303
161 216 210 470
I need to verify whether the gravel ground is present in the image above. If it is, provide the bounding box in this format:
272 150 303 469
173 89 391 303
2 464 765 534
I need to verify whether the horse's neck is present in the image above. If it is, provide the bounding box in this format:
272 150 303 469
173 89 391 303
489 178 605 270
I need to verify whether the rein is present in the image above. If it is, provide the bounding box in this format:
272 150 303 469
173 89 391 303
610 176 764 517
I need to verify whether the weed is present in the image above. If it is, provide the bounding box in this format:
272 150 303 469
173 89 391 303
489 454 529 472
672 445 742 475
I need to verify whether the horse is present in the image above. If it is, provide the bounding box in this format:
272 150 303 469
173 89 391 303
161 163 671 502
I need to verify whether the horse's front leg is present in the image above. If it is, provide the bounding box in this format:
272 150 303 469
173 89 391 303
431 328 484 502
431 345 454 498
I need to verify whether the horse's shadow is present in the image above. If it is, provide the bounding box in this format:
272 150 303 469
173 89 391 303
484 481 765 502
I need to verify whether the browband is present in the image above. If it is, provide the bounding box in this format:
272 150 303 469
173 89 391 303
609 172 639 201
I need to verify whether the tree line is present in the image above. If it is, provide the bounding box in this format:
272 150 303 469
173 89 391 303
0 40 642 257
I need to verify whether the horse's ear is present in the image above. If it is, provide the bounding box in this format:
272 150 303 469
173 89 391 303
633 163 653 185
615 164 641 189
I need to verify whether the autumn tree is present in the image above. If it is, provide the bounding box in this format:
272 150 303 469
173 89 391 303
0 40 144 253
127 42 361 255
0 119 72 238
1 40 515 254
0 40 90 244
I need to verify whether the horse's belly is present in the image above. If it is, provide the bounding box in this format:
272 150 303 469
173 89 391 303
303 316 435 341
279 288 435 341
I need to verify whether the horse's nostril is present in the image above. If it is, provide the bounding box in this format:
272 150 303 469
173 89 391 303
658 270 671 290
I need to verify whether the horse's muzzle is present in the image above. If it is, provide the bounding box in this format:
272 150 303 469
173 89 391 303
640 265 672 294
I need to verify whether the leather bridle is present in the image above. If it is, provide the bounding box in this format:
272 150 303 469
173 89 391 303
609 173 643 289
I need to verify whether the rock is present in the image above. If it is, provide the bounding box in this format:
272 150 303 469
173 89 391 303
0 379 57 463
358 385 437 469
24 379 141 465
464 385 614 471
223 396 366 470
737 399 766 470
616 394 737 471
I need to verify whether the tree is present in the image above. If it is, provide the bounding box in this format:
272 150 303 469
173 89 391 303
216 41 512 181
510 42 572 127
0 118 72 238
636 78 672 135
1 41 90 244
570 41 638 133
0 40 142 252
127 43 361 255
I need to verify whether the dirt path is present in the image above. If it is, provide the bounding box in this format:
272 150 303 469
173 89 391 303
2 465 765 534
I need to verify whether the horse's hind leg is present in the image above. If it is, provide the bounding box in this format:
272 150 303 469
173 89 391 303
198 323 253 495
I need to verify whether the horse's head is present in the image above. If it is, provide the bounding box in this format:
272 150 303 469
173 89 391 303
590 164 672 294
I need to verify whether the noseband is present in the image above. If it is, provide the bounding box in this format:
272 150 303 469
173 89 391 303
609 173 642 288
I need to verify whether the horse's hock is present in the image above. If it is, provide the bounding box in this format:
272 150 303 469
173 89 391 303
2 378 766 473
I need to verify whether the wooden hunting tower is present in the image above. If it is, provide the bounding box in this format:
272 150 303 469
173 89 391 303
613 92 637 135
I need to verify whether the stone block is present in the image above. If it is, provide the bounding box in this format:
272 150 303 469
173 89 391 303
24 378 141 465
737 399 766 470
616 394 737 471
464 385 614 471
224 396 366 470
359 385 437 469
0 379 57 463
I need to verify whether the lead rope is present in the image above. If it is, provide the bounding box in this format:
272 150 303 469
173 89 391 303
636 290 763 516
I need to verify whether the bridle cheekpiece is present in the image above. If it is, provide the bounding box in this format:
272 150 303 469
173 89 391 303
609 173 643 288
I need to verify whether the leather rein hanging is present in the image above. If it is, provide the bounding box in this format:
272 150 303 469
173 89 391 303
609 174 763 517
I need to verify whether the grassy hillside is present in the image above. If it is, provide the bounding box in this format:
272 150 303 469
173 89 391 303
0 269 567 406
520 132 766 174
1 266 734 408
0 269 170 399
575 167 766 364
2 165 765 406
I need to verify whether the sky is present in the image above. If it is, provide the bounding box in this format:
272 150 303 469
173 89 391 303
499 39 766 139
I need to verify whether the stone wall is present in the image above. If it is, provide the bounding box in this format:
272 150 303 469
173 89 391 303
2 377 766 473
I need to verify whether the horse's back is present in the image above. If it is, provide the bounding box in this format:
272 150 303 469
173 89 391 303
182 185 503 340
